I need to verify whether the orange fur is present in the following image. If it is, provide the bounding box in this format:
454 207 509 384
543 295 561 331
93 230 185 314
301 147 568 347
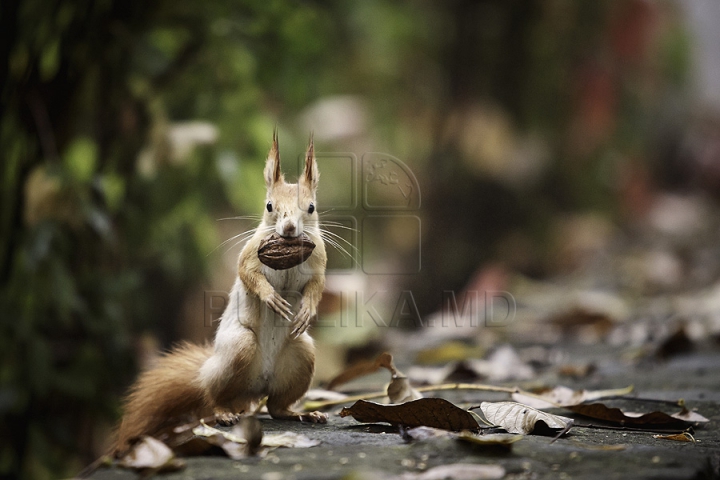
115 342 212 453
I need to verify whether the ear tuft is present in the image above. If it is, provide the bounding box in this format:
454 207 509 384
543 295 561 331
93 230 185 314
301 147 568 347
264 127 283 188
302 132 319 191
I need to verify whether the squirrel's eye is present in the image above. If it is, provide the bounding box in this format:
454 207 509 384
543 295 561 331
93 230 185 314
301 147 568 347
266 202 273 213
308 203 315 215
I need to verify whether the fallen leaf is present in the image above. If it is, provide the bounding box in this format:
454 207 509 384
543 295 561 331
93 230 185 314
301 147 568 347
340 398 479 431
441 347 535 383
511 385 634 409
193 423 244 443
118 436 185 472
398 463 505 480
672 407 710 423
388 376 423 404
547 306 617 343
653 432 695 442
327 352 394 390
262 432 321 448
191 422 319 454
456 432 524 448
468 345 534 382
566 403 706 428
479 402 573 435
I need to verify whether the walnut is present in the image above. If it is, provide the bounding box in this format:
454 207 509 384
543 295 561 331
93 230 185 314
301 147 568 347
257 233 316 270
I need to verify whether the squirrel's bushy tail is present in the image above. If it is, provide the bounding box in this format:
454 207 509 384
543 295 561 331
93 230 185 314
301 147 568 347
114 342 213 455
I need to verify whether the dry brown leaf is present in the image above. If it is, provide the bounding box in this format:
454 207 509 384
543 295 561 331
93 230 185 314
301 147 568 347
653 432 695 442
340 398 479 431
480 402 573 435
327 352 397 390
548 307 615 337
324 351 423 404
388 376 423 403
327 353 388 390
511 385 634 409
398 463 505 480
117 436 185 472
566 403 705 428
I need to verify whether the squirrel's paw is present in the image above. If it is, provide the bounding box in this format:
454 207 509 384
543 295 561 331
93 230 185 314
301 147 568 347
299 411 328 424
215 412 242 426
264 291 293 322
290 305 314 338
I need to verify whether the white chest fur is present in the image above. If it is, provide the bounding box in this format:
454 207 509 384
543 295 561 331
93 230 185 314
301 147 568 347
201 264 311 397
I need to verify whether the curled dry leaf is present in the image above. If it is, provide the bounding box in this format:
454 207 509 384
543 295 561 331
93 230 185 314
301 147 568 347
117 436 185 472
653 432 695 442
511 385 634 409
566 403 708 428
327 352 395 390
340 398 479 431
480 402 573 435
327 351 423 404
672 407 710 423
397 463 505 480
388 376 423 404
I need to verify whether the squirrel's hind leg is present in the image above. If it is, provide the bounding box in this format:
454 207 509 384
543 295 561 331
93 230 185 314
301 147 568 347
267 338 327 423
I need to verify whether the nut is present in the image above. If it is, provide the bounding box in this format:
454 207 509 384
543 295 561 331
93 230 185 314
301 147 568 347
257 233 316 270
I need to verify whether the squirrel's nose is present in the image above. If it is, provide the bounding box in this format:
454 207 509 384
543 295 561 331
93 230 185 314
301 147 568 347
282 222 297 237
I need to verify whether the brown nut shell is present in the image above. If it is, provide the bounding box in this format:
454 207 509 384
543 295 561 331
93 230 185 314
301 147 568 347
257 233 316 270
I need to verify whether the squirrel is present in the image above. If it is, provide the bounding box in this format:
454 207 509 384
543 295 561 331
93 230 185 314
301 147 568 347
114 131 328 455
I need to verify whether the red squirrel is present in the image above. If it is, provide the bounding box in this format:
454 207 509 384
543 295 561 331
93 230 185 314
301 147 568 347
115 132 327 454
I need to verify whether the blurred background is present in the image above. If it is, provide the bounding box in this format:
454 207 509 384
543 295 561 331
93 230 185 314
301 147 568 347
3 0 720 477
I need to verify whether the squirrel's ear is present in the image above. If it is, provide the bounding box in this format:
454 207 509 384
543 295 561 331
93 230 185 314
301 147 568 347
264 127 283 188
302 132 319 191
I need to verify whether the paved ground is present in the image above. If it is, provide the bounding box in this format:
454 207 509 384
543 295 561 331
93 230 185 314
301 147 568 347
90 341 720 480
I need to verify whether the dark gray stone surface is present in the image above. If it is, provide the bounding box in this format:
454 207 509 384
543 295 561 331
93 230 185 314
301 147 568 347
91 342 720 480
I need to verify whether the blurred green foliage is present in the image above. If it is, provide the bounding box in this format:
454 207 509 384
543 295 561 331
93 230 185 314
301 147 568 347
0 0 689 478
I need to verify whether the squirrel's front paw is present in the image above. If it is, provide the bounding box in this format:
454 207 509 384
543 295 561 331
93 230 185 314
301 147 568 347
263 291 293 322
290 305 315 338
